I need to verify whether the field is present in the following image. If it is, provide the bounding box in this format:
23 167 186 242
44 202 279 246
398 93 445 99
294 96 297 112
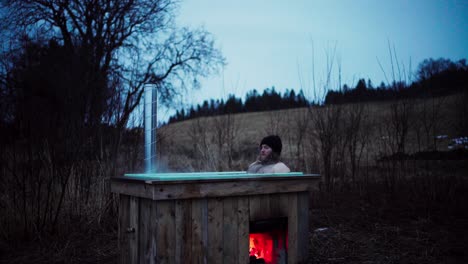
1 93 467 263
157 93 468 263
158 94 465 173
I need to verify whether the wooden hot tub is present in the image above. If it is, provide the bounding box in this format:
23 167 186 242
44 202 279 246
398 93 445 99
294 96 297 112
111 171 320 264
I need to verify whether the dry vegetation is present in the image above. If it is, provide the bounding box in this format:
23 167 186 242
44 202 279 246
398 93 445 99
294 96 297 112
158 94 464 173
156 92 468 263
1 93 467 263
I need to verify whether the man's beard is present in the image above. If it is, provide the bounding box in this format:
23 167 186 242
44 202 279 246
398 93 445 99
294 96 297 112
258 152 279 164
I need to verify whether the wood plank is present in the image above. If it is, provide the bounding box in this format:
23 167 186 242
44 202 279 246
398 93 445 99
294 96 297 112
129 196 139 264
297 191 310 263
175 199 192 264
139 198 157 264
249 195 262 221
207 198 223 263
250 193 277 220
111 181 154 199
269 193 280 217
118 194 130 264
191 198 208 264
156 200 176 264
274 193 290 217
260 194 271 219
223 197 238 264
112 176 318 264
114 174 320 185
150 200 158 263
237 196 250 264
111 177 320 200
287 193 298 264
277 193 289 217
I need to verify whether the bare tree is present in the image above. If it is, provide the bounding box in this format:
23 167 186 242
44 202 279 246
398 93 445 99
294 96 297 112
212 113 242 170
264 110 287 136
390 98 414 155
453 91 468 137
0 0 224 238
306 42 344 190
310 104 344 191
0 0 224 149
285 108 310 171
343 103 370 182
419 96 445 151
188 117 217 171
375 43 416 191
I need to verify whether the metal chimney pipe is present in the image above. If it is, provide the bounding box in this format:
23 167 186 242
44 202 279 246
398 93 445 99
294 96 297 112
144 84 157 173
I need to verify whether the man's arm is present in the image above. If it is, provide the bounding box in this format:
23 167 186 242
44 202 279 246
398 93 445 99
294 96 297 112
247 161 260 173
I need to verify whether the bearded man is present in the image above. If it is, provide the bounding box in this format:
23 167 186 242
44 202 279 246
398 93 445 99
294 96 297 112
247 135 290 173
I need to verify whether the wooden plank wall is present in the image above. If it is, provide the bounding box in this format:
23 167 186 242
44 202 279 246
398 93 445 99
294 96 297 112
119 192 309 264
207 198 223 263
175 199 192 263
118 194 130 263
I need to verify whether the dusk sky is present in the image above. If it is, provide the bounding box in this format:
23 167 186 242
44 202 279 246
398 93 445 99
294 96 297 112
159 0 468 121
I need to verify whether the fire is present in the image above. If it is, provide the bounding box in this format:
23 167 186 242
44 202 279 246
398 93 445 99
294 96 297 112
249 230 287 264
249 233 273 262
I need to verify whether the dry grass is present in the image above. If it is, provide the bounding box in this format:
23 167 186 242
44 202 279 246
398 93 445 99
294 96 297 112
307 163 468 263
158 93 463 173
154 93 468 263
0 230 118 264
1 93 466 263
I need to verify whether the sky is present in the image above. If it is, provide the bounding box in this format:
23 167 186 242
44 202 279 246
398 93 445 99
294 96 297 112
158 0 468 121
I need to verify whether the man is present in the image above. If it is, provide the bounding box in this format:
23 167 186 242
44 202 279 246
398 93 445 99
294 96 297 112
247 135 290 173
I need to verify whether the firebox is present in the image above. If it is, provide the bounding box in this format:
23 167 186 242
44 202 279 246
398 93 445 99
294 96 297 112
111 171 320 264
249 217 288 264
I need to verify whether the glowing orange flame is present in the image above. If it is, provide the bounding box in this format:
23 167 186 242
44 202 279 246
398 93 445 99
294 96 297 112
249 233 273 262
249 229 288 264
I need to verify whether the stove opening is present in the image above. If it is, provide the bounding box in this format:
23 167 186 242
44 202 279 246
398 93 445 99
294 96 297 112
249 217 288 264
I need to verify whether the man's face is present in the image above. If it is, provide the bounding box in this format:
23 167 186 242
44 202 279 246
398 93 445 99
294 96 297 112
259 144 273 161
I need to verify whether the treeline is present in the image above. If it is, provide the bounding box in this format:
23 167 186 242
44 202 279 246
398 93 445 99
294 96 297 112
168 88 309 123
169 58 467 123
325 58 468 104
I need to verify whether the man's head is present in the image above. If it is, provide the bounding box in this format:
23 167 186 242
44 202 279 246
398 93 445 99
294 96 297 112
258 135 282 162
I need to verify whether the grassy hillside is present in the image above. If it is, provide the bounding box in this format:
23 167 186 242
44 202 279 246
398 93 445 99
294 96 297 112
158 93 466 173
156 93 468 263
